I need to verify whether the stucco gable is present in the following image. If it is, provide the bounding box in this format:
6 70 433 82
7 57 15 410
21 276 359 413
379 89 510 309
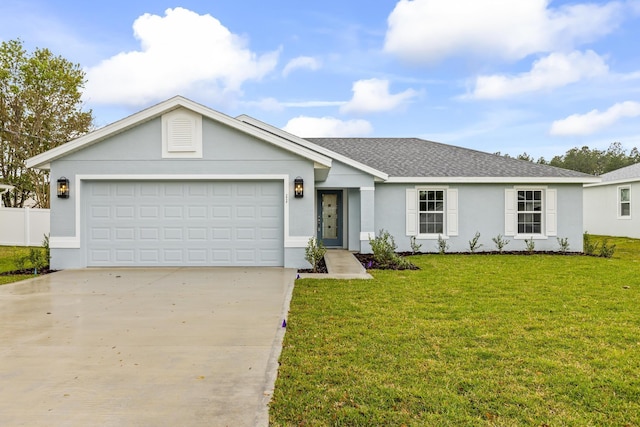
26 96 331 170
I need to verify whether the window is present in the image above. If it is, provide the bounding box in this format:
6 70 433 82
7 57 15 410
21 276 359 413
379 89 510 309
504 187 556 237
419 190 444 234
406 188 458 237
517 190 542 234
619 186 631 218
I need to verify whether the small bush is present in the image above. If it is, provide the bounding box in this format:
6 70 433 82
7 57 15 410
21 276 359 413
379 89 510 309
557 237 570 253
304 237 326 273
409 236 422 254
29 248 48 272
13 251 28 271
436 234 449 254
524 237 535 254
599 239 616 258
492 234 510 253
468 232 483 253
369 229 398 267
583 232 599 256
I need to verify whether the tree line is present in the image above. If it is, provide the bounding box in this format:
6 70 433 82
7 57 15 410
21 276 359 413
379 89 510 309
502 142 640 176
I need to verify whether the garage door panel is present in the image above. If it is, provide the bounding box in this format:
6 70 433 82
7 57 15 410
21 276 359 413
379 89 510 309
85 181 283 266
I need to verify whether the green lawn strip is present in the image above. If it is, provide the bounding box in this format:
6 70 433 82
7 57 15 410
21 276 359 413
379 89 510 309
0 246 30 273
271 254 640 426
0 246 40 285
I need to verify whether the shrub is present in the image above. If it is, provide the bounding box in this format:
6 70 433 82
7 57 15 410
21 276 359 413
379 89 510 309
557 237 570 253
583 232 599 256
304 237 326 273
29 248 48 272
492 234 510 253
599 239 616 258
369 229 398 267
436 234 449 254
13 251 28 271
524 237 535 254
409 236 422 254
468 232 483 253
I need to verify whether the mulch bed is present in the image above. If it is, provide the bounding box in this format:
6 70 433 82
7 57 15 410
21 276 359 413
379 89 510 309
297 257 328 274
353 253 420 270
0 267 56 276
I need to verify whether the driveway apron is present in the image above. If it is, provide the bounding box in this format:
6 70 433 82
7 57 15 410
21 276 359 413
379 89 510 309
0 267 295 426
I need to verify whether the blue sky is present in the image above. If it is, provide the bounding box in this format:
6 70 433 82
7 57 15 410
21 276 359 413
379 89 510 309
2 0 640 160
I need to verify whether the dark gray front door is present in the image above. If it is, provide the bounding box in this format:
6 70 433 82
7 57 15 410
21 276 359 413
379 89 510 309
317 190 343 247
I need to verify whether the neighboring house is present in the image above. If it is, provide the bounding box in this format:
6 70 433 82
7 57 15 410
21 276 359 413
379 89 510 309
26 96 598 270
584 163 640 238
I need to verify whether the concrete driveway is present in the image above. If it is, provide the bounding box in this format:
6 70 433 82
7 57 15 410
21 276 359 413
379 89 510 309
0 267 295 426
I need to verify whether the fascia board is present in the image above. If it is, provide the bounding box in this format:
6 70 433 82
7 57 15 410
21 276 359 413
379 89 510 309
385 176 601 184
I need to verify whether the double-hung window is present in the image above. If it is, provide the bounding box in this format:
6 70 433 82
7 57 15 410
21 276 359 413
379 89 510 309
517 190 542 234
419 190 444 234
406 187 458 237
619 186 631 218
505 187 556 238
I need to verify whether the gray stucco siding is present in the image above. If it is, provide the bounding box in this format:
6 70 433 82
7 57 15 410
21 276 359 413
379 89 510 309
315 160 375 189
374 183 584 253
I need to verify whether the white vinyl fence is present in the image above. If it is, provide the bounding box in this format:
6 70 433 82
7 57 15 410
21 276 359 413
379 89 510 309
0 207 50 246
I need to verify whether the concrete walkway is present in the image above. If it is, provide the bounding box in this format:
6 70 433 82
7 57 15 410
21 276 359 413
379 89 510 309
298 250 372 279
0 267 296 427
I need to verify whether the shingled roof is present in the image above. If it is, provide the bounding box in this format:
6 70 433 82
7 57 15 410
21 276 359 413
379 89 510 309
305 137 595 180
599 162 640 183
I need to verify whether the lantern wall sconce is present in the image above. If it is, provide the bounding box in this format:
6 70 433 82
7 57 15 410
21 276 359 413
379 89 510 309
57 177 70 199
294 176 304 198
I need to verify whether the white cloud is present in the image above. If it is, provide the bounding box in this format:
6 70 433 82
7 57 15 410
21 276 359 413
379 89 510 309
84 7 279 105
470 50 609 99
282 56 320 77
282 116 373 137
384 0 625 63
339 78 418 114
550 101 640 136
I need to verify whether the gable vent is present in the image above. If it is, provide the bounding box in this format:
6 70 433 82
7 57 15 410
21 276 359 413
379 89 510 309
162 108 203 158
168 117 195 152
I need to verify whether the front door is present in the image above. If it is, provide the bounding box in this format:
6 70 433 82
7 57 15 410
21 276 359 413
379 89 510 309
317 190 343 247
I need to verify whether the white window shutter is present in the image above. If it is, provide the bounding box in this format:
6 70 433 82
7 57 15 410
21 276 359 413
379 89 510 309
505 189 516 236
546 189 557 236
446 188 458 236
406 188 417 236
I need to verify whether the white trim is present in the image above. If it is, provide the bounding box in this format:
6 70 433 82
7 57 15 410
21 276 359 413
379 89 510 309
55 174 295 252
360 187 375 191
617 185 632 219
236 114 389 181
360 231 375 241
50 236 81 249
26 96 332 170
285 236 312 247
386 176 599 184
585 177 637 187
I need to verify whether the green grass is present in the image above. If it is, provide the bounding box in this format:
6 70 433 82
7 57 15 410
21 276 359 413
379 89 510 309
0 246 37 285
271 237 640 426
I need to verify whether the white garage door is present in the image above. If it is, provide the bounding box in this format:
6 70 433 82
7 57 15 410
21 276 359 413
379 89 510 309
84 181 284 266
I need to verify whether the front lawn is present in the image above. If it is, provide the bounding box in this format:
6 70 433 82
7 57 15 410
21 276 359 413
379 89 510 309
0 246 38 285
271 237 640 426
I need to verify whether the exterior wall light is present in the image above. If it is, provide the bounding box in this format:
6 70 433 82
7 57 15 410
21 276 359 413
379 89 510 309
57 177 70 199
294 176 304 198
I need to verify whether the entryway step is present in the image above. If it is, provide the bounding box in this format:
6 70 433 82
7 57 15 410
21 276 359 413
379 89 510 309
323 250 371 278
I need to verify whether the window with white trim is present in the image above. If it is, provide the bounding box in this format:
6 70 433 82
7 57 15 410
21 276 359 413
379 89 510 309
504 187 556 237
419 190 444 234
619 186 631 218
406 187 458 237
517 190 542 234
